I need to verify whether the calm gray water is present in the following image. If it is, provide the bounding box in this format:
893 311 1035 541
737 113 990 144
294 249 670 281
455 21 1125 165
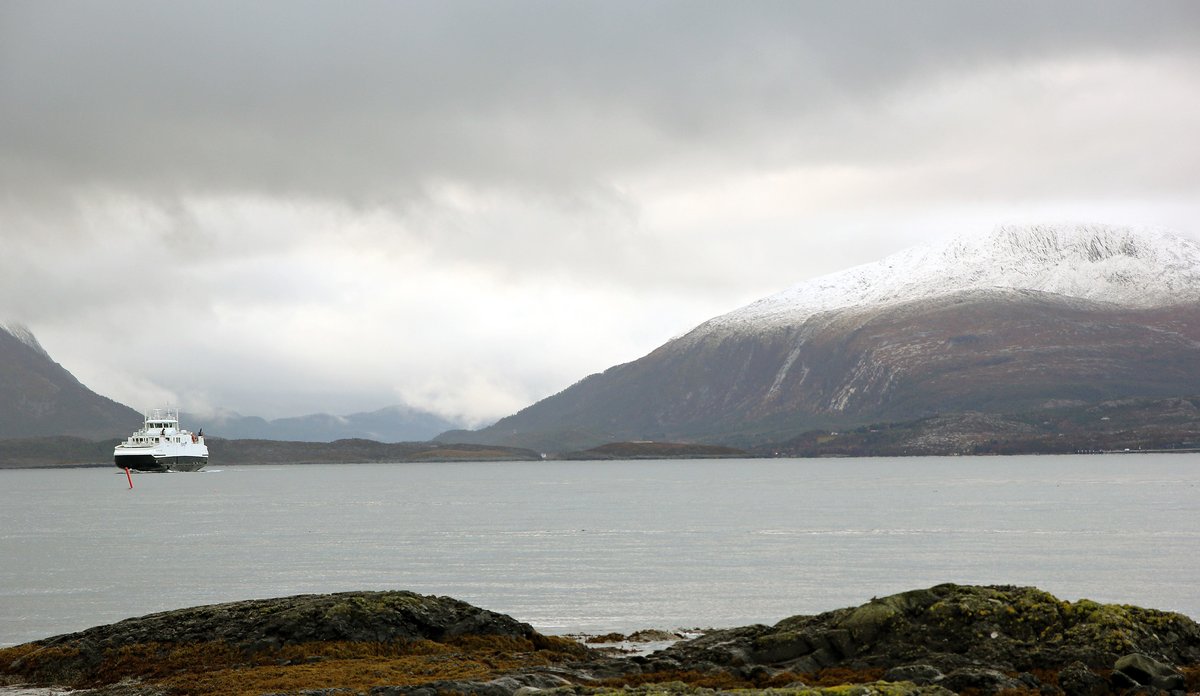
2 455 1198 647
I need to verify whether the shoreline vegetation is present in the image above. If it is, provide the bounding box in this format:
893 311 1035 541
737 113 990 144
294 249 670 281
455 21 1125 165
2 436 1198 469
6 395 1200 469
4 436 1197 469
2 584 1197 695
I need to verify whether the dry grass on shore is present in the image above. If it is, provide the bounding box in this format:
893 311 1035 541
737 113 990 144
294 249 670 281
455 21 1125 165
0 634 585 696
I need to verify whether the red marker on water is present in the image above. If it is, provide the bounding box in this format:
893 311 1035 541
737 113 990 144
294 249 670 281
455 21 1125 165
125 467 133 489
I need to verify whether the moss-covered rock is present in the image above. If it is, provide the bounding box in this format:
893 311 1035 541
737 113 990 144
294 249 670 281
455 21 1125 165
0 591 586 692
655 583 1200 692
3 585 1198 696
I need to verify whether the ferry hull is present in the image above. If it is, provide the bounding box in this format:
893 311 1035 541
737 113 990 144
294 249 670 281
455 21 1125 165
114 454 208 473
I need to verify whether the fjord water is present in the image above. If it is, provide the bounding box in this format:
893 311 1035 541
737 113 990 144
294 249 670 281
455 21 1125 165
2 456 1198 646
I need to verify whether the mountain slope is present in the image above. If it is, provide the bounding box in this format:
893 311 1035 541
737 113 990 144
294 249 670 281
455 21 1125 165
442 224 1200 451
0 323 141 439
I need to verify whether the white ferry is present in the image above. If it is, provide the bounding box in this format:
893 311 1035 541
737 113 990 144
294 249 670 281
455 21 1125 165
113 408 208 472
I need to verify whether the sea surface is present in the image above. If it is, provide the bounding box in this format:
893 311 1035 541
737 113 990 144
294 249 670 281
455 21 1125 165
2 455 1198 647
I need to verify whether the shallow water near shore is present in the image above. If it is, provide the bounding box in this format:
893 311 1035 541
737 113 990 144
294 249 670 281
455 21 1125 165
2 455 1198 646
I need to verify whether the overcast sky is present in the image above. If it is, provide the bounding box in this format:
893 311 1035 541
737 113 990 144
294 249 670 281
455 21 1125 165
2 1 1199 425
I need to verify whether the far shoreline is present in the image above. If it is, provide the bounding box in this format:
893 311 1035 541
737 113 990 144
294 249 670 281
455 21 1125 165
3 444 1200 470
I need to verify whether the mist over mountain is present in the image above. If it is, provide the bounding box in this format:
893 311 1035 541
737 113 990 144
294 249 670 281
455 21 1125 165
0 323 463 444
0 323 141 439
441 224 1200 452
9 223 1200 453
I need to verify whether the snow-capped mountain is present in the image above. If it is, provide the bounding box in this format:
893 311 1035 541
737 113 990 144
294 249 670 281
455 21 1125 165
445 224 1200 452
694 224 1200 341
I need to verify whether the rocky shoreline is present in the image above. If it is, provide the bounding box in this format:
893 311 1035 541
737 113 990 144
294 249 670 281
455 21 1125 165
2 585 1197 695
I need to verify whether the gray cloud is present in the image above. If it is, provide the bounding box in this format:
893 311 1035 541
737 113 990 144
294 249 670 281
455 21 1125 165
4 1 1198 201
2 1 1199 422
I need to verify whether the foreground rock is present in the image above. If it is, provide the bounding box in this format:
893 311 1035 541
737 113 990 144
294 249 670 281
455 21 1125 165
2 585 1198 695
0 591 586 694
649 583 1200 694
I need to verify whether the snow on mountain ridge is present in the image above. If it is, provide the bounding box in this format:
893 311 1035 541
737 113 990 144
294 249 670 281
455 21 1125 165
695 223 1200 339
0 321 49 357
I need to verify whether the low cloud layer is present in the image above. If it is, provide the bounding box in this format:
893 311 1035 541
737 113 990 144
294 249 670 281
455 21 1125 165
2 1 1198 424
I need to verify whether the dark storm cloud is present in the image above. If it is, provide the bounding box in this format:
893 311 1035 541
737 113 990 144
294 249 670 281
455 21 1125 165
3 0 1197 203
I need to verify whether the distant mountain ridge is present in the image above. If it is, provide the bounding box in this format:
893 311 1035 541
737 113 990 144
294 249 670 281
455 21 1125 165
0 323 464 444
442 224 1200 451
205 405 465 443
0 322 141 439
